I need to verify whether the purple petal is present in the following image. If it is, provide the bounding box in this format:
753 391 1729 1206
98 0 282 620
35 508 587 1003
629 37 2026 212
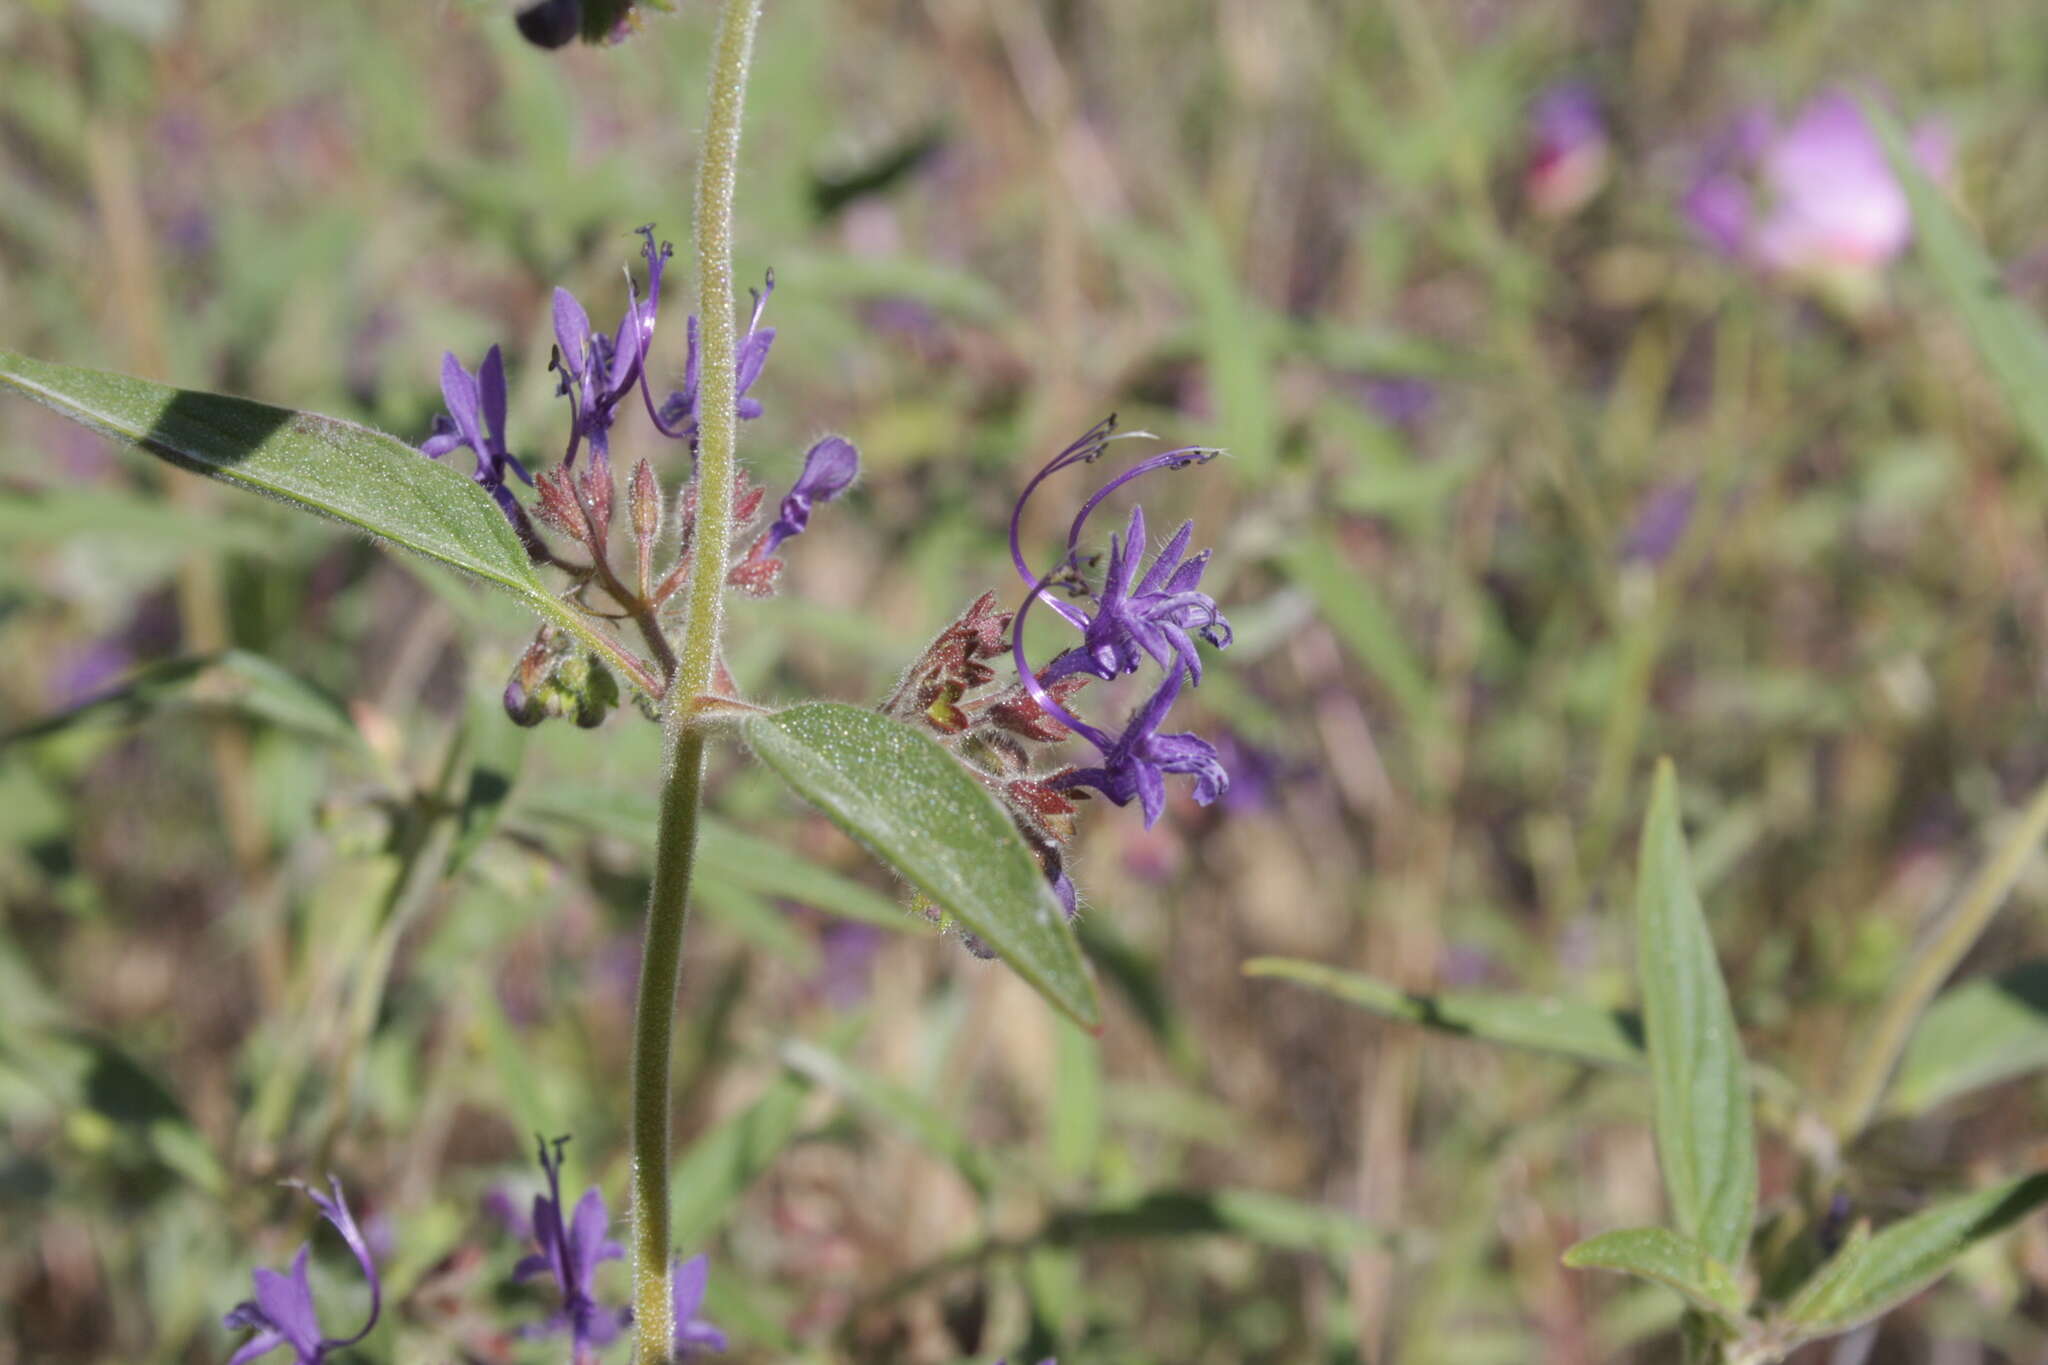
1136 520 1194 596
478 345 509 448
1135 761 1167 828
790 435 859 502
568 1187 615 1283
735 326 776 395
553 289 593 374
671 1253 709 1320
251 1252 321 1356
224 1328 288 1365
437 352 479 431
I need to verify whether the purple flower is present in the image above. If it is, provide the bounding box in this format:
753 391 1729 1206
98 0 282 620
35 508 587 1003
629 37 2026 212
1007 418 1233 828
1042 662 1229 828
1524 82 1610 218
670 1253 728 1358
651 271 777 444
554 226 670 468
511 1136 630 1354
1683 91 1950 287
222 1178 382 1365
1008 418 1232 689
756 435 860 558
422 344 534 522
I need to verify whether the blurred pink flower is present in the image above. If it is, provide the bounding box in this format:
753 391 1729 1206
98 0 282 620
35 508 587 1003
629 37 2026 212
1524 83 1611 218
1683 91 1950 292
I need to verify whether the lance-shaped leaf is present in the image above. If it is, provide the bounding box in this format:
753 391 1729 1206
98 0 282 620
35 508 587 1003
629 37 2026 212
1244 957 1644 1068
1637 760 1756 1270
1867 102 2048 467
1778 1173 2048 1341
2 650 362 752
741 702 1099 1029
0 353 648 686
1563 1227 1748 1322
1887 962 2048 1117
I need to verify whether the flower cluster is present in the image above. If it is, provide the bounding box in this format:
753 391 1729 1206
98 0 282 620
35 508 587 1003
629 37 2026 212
416 226 858 724
885 417 1232 940
1006 418 1232 828
223 1179 381 1365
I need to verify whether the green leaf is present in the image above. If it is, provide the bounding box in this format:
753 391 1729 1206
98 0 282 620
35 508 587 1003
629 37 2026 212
1278 532 1436 735
1779 1173 2048 1340
1244 957 1644 1068
2 650 362 751
697 819 924 935
740 702 1098 1030
1868 103 2048 467
1887 962 2048 1117
0 354 645 685
1637 760 1757 1270
1044 1188 1386 1258
669 1015 863 1249
779 1039 991 1195
1562 1227 1747 1322
449 687 527 875
0 353 539 591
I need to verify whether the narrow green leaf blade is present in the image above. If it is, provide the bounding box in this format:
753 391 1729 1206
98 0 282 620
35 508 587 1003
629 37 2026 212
1044 1188 1386 1258
741 702 1099 1029
0 352 545 598
779 1040 991 1195
2 650 362 751
1868 104 2048 466
1888 962 2048 1117
1244 957 1644 1067
1780 1173 2048 1339
1563 1227 1747 1322
1278 533 1436 733
1637 760 1757 1269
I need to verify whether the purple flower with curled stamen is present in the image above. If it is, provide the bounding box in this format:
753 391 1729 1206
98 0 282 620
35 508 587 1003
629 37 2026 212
1007 417 1231 687
647 270 776 444
512 1135 630 1355
422 344 535 525
1004 418 1233 825
669 1253 729 1357
554 225 670 468
222 1178 382 1365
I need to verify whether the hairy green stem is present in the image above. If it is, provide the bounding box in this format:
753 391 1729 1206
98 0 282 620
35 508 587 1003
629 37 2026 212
627 1 762 1358
1829 773 2048 1141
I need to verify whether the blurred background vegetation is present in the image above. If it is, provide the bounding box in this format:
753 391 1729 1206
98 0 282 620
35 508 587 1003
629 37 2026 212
4 0 2048 1360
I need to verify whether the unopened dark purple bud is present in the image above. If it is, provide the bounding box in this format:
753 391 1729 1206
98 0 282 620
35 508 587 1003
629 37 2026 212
515 0 581 49
757 436 859 557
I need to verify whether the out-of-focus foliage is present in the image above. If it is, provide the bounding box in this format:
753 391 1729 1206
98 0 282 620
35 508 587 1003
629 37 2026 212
6 1 2048 1361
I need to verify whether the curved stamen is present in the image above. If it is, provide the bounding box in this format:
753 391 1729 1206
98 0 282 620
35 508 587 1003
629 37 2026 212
1007 413 1121 590
1063 447 1218 558
1010 553 1115 751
